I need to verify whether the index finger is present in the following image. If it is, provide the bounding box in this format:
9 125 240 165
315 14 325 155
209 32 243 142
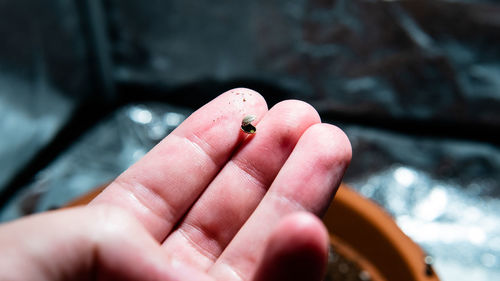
90 88 268 241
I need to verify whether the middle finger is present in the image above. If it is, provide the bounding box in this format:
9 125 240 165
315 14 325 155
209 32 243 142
161 100 320 270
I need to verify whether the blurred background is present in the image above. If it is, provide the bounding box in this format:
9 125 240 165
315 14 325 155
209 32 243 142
0 0 499 280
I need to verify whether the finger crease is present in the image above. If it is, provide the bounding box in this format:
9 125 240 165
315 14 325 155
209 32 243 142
114 178 175 233
183 132 222 168
270 190 308 213
215 262 246 281
178 223 218 263
230 158 269 191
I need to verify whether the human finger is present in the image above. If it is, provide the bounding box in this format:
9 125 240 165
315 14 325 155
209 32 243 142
161 100 320 270
209 123 351 280
251 212 329 281
90 88 268 241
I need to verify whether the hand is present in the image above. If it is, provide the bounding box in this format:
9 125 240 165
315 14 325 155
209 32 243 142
0 88 351 281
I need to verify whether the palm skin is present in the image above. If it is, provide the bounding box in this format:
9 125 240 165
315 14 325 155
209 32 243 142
0 88 351 281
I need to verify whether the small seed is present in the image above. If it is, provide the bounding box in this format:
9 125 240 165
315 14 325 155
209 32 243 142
242 115 256 126
241 115 257 134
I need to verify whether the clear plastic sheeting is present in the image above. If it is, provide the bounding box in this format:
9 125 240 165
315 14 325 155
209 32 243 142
0 103 190 221
0 72 73 192
343 125 500 281
351 167 500 280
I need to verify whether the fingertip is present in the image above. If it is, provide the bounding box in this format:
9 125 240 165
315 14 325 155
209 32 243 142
271 212 329 264
249 99 321 155
253 212 329 281
302 123 352 169
226 87 269 112
270 100 321 125
286 212 329 246
176 87 268 138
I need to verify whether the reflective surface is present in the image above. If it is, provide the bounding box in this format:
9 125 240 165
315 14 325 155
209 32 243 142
0 104 188 221
344 125 500 281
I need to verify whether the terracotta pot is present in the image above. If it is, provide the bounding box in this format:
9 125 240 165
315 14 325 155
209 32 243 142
65 185 106 207
324 184 439 281
67 183 439 281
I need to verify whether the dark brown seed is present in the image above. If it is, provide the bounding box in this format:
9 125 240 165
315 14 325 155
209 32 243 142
241 123 256 134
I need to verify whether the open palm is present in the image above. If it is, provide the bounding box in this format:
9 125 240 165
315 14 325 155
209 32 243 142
0 88 351 281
